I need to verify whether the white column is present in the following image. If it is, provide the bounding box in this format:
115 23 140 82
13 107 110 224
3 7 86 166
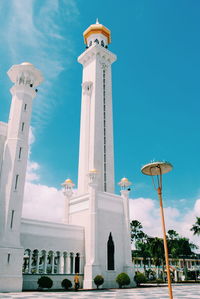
67 254 71 274
79 255 84 274
121 189 134 277
28 251 32 274
57 253 61 274
51 253 55 274
174 270 178 282
73 254 76 274
88 174 99 266
43 251 47 274
77 82 92 194
36 251 40 274
63 253 67 274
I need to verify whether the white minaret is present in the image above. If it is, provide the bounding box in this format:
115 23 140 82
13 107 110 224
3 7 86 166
77 20 116 195
69 22 135 289
0 62 43 291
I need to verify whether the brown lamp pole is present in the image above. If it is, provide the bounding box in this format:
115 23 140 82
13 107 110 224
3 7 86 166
141 161 173 299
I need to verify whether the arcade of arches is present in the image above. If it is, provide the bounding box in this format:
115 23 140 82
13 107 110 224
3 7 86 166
23 249 84 275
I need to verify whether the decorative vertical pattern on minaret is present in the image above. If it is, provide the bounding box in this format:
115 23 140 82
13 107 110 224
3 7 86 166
103 68 107 192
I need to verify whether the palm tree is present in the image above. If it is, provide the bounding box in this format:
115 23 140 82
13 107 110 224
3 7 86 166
191 217 200 236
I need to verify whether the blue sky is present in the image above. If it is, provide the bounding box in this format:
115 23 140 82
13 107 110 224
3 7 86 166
0 0 200 244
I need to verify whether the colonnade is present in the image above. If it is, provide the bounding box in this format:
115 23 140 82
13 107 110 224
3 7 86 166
23 249 84 275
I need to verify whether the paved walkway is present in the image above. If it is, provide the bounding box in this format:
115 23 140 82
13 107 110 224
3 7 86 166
0 285 200 299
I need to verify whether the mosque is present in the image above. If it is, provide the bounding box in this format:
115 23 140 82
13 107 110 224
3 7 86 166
0 21 135 292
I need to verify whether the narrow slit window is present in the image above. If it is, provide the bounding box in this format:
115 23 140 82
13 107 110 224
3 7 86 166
21 122 25 132
18 147 22 160
24 104 27 111
14 174 19 190
7 253 11 263
10 210 14 229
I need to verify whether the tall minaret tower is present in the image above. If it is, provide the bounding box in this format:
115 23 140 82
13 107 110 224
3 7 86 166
0 62 43 292
70 22 134 289
77 20 116 195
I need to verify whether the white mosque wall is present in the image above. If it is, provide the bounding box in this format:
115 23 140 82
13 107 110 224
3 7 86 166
0 122 7 180
20 218 84 253
69 190 134 288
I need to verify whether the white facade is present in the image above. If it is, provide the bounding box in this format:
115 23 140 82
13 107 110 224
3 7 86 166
0 22 135 292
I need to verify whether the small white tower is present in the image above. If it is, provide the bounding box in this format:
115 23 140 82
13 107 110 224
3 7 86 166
62 178 75 224
77 20 116 194
0 62 43 291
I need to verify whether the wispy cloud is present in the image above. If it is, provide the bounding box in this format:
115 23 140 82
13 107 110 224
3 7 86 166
23 128 65 222
0 0 79 130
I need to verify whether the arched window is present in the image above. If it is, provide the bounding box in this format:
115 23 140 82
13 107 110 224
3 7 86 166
94 39 99 44
75 253 80 273
101 40 105 47
107 233 115 270
70 252 74 274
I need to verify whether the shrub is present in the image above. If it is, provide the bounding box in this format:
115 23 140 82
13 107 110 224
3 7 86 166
94 275 104 289
134 272 147 286
37 276 53 289
116 272 130 288
61 278 72 290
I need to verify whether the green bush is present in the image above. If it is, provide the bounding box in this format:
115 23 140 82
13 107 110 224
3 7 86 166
116 272 130 288
37 276 53 289
61 278 72 290
94 275 104 289
134 272 147 286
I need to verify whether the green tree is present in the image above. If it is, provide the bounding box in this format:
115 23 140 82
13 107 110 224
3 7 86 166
167 230 198 280
167 229 179 240
191 217 200 236
148 237 165 280
130 220 147 244
130 220 149 273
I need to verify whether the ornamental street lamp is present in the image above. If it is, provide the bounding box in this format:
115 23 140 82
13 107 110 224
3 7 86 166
62 178 75 224
141 161 173 299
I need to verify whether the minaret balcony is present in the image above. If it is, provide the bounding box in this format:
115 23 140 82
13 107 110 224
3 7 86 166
78 43 117 66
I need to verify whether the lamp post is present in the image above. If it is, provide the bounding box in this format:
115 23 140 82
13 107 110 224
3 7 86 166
62 178 75 224
141 161 173 299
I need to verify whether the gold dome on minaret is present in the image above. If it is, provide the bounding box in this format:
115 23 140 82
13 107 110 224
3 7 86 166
83 19 111 44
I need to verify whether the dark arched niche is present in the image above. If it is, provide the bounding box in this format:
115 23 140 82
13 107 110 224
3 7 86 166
107 232 115 270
